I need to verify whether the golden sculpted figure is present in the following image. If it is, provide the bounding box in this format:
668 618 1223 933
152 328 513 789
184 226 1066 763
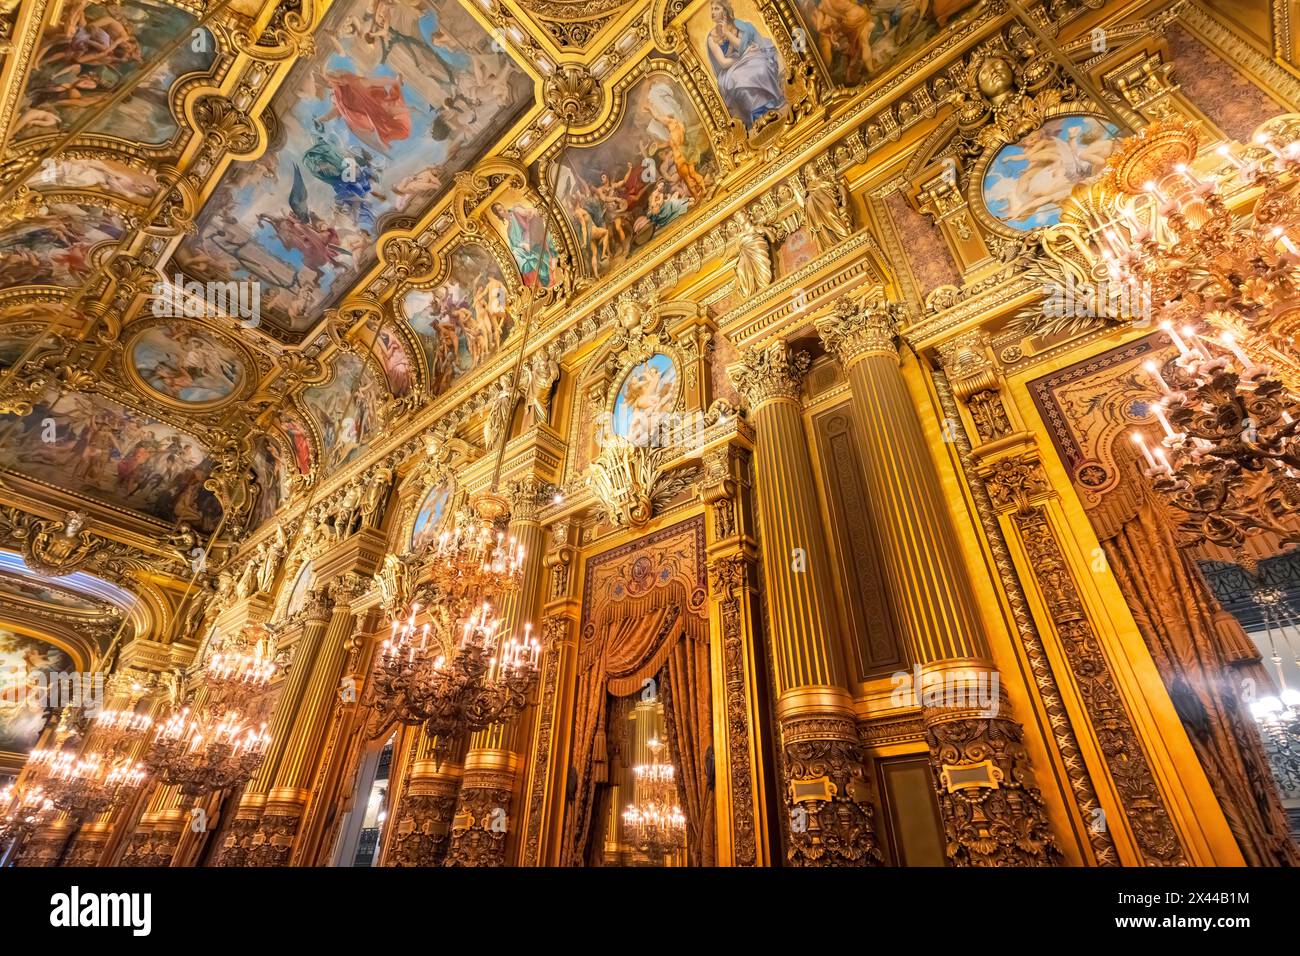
728 210 771 299
793 167 852 249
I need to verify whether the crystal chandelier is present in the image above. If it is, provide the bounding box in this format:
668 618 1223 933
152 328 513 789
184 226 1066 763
144 625 278 797
426 505 526 629
1069 116 1300 379
26 747 147 817
0 782 54 849
377 600 539 765
1131 323 1300 552
370 500 536 761
621 737 686 860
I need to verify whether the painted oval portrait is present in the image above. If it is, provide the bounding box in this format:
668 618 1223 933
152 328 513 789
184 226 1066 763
612 353 679 445
411 483 451 551
982 115 1121 231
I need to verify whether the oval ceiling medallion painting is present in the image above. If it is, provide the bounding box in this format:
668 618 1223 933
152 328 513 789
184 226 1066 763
128 320 247 406
982 115 1121 231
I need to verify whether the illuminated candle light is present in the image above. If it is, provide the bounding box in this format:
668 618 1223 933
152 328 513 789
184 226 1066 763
1132 432 1158 470
1144 359 1173 395
1161 322 1190 357
1217 143 1246 171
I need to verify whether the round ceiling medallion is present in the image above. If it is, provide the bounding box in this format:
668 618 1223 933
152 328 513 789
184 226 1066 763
127 320 248 407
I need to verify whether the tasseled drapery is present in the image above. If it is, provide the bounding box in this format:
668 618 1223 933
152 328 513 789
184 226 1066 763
562 586 713 866
1100 472 1300 866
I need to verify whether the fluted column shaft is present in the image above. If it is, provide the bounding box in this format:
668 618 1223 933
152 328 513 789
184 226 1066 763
818 303 988 666
446 504 546 866
216 594 333 866
818 298 1061 866
251 582 358 865
730 341 881 867
731 345 847 692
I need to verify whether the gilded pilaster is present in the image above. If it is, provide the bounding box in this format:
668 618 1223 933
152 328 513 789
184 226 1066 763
700 440 775 866
729 341 881 866
217 591 334 866
817 297 1060 866
519 518 580 866
250 575 363 866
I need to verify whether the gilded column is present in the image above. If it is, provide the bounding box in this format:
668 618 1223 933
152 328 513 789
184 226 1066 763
216 590 334 866
445 477 548 866
817 296 1060 866
250 575 362 865
384 732 465 866
729 341 881 866
518 519 580 866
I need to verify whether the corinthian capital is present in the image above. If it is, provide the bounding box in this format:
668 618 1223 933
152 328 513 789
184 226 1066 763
816 295 902 367
728 341 811 410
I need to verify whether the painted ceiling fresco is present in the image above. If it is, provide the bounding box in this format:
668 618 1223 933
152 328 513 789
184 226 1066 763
176 0 532 333
0 0 981 537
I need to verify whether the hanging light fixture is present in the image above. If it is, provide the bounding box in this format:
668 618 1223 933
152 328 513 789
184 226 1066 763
25 747 147 818
369 289 543 756
621 737 686 861
144 624 279 797
0 782 55 851
1130 323 1300 552
375 599 539 766
1066 115 1300 379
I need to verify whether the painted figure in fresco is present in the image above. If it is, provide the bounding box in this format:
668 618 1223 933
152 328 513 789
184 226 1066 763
403 247 511 397
799 0 943 86
705 0 786 130
0 630 74 753
491 201 559 290
256 165 354 285
614 355 679 447
983 117 1118 229
132 323 242 404
178 0 529 329
376 326 413 397
0 390 220 528
556 77 716 279
645 82 709 202
14 1 213 142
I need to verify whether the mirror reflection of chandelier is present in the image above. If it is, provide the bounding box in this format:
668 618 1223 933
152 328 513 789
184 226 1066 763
1246 586 1300 800
144 625 278 797
621 737 686 861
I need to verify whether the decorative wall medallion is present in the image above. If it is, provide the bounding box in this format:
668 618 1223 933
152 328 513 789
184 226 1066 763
127 320 248 407
982 115 1121 231
410 482 451 552
611 352 679 444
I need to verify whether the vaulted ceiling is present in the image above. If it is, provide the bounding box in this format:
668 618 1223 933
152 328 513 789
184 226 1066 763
0 0 978 544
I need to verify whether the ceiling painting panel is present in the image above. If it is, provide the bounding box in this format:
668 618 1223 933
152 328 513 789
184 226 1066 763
546 68 719 279
12 0 217 146
176 0 535 335
0 199 126 287
399 240 512 397
300 350 384 471
0 386 221 530
0 628 73 754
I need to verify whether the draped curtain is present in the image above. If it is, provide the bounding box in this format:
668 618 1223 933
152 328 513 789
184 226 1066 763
1099 477 1300 865
562 585 714 866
